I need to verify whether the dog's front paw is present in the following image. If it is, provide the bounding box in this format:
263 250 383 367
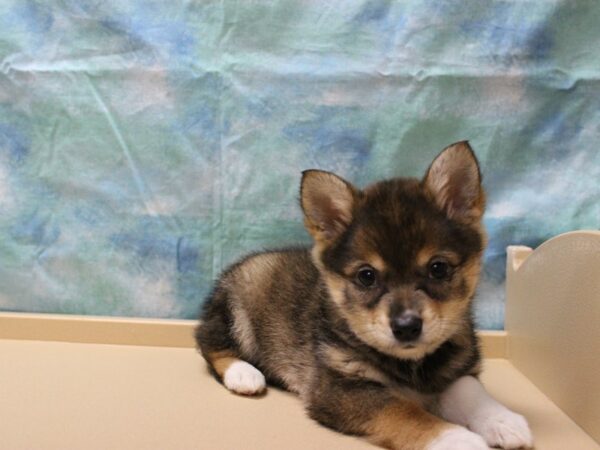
469 407 533 449
427 427 489 450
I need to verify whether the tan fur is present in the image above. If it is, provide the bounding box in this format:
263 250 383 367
416 247 460 267
424 258 483 357
424 257 482 337
320 271 431 362
236 253 282 284
321 345 392 385
206 350 239 379
335 292 406 357
462 257 484 298
341 252 388 277
230 302 258 359
366 402 453 450
227 253 283 359
322 272 347 306
321 252 482 361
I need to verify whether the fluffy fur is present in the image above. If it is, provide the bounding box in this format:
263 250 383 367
196 141 532 450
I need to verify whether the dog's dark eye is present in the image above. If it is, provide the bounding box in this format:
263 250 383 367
356 266 377 287
429 261 450 280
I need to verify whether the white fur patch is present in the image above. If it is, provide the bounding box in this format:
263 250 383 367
427 427 488 450
439 376 533 449
469 408 532 450
223 361 266 395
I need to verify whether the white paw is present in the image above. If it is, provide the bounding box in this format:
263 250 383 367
469 407 533 449
427 427 489 450
223 361 266 395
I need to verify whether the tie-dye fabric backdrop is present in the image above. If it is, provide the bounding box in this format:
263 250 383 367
0 1 598 329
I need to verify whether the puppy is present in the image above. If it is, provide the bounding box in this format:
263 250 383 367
195 141 533 450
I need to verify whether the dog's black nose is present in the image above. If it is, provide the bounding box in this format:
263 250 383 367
391 314 423 342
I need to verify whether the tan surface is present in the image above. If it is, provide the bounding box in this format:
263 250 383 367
506 231 600 444
479 359 598 450
0 312 196 348
0 312 507 358
1 339 596 450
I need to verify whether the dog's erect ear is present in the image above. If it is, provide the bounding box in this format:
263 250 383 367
423 141 485 223
300 170 357 242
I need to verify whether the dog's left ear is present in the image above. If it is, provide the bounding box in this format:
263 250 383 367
423 141 485 224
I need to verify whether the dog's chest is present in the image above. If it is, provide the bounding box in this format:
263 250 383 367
381 342 476 394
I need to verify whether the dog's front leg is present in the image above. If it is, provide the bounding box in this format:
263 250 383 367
306 374 488 450
438 375 533 449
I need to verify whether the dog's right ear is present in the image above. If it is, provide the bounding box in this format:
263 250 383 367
300 170 357 243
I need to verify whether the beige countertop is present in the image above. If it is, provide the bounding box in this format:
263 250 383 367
1 339 597 450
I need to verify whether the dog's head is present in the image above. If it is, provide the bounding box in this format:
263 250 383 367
301 141 486 360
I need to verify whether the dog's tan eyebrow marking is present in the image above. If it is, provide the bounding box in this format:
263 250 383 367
366 253 386 272
417 247 460 267
344 253 387 276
